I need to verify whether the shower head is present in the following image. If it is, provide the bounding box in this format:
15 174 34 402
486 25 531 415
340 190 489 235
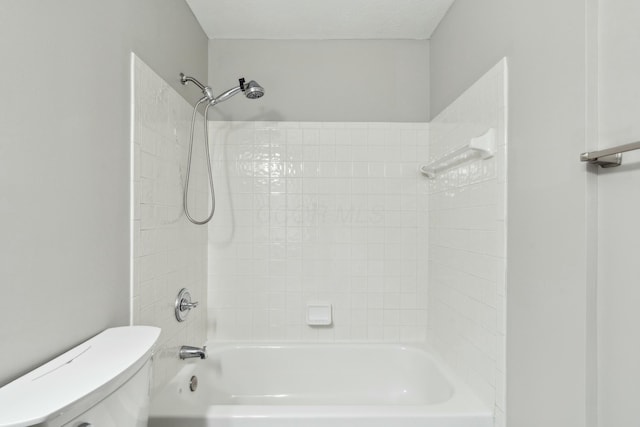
180 73 264 105
211 78 265 105
242 79 265 99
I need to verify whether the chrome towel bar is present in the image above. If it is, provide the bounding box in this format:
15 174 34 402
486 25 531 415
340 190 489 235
580 141 640 168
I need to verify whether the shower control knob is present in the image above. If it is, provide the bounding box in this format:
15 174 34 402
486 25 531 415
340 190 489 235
175 288 198 322
180 300 199 311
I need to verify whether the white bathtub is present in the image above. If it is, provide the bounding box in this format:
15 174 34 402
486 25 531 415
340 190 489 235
149 343 492 427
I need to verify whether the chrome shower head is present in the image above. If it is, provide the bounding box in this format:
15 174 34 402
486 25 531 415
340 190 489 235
180 73 264 105
210 78 265 105
242 80 265 99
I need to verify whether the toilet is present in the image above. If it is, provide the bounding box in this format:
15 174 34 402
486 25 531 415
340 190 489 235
0 326 160 427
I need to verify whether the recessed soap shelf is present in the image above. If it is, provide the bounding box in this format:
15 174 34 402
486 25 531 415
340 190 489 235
307 303 332 326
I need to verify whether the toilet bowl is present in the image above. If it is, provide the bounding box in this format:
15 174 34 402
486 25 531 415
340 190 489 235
0 326 161 427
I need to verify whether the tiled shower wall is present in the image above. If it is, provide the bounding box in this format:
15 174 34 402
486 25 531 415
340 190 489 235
427 59 507 424
208 122 429 341
131 52 506 420
131 55 208 392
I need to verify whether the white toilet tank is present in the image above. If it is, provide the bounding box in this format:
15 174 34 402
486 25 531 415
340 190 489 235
0 326 161 427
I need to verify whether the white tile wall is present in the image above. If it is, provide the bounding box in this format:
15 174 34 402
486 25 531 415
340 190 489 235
131 54 208 393
207 121 429 342
427 58 507 424
129 53 505 417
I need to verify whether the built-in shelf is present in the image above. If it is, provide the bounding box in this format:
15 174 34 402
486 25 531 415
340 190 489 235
420 128 496 179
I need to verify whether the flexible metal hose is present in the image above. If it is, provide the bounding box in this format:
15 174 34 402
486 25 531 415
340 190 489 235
183 97 216 225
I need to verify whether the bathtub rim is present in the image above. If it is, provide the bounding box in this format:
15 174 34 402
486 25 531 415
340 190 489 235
150 341 493 421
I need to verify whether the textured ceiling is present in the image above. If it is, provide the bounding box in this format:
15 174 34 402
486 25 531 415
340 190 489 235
185 0 455 40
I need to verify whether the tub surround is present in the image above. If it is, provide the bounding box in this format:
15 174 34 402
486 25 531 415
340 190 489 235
204 61 507 424
131 54 208 393
207 121 429 342
133 55 507 425
428 59 507 424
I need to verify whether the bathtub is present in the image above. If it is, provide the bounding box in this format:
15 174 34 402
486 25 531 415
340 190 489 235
149 343 492 427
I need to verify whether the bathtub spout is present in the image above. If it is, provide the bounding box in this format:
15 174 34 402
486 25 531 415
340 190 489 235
179 345 207 360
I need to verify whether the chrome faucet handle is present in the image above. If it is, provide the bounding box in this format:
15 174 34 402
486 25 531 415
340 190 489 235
175 288 198 322
180 300 199 311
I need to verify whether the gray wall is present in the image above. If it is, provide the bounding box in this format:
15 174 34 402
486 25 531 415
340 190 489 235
597 1 640 425
208 39 430 122
0 0 207 386
431 1 596 426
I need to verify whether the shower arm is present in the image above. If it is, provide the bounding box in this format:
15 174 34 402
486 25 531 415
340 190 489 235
180 73 208 92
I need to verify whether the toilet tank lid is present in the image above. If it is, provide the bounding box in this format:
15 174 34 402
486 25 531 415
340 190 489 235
0 326 161 427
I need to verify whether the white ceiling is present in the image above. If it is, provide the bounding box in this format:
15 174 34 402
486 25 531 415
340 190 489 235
185 0 456 40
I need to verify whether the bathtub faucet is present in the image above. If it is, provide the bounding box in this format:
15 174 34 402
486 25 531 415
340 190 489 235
179 345 207 360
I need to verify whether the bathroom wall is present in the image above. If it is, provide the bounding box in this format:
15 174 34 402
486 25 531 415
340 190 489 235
208 40 430 122
597 1 640 425
0 0 207 386
207 121 429 341
428 59 507 425
430 1 597 426
132 55 208 392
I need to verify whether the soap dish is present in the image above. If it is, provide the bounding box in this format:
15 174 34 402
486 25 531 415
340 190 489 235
306 303 332 326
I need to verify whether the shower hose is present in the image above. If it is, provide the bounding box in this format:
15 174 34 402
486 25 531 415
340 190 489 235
183 97 216 225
